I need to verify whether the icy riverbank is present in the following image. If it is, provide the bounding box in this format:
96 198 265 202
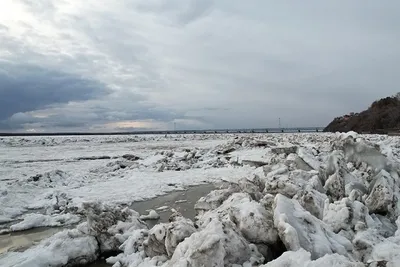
0 134 252 232
1 132 400 266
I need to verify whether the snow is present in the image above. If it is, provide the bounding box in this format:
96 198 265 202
140 210 160 221
297 147 321 170
194 188 236 213
67 167 254 206
0 227 99 267
138 154 166 167
1 132 400 266
370 238 400 266
82 202 147 253
273 194 353 260
0 133 254 230
260 249 364 267
0 202 148 267
156 206 169 211
9 213 81 231
167 218 264 266
295 188 328 220
365 170 397 215
142 212 197 259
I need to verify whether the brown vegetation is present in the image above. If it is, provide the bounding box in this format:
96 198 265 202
324 93 400 133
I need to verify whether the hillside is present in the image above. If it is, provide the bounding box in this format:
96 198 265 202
324 93 400 133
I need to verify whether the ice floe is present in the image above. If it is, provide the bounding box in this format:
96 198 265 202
1 132 400 266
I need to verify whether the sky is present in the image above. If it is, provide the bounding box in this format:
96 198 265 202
0 0 399 132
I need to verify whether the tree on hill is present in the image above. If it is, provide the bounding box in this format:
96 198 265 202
324 93 400 133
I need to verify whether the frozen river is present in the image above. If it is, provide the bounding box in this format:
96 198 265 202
1 132 400 266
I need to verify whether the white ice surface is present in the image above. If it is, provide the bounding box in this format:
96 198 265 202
1 133 400 267
0 227 98 267
68 167 254 206
140 210 160 221
9 213 81 231
0 134 252 227
273 194 353 259
261 249 364 267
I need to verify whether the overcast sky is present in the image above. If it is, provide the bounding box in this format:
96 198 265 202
0 0 399 132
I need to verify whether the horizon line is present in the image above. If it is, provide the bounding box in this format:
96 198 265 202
0 126 326 137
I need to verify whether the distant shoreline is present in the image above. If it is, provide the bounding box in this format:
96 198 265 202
0 127 325 137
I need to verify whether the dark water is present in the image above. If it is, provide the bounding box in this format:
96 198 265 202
88 183 216 267
0 184 215 266
0 227 63 254
85 259 111 267
131 183 215 228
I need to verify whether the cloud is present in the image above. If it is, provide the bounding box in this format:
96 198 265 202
2 88 203 132
0 0 399 132
0 62 110 120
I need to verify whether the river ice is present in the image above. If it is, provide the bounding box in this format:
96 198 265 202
0 132 400 266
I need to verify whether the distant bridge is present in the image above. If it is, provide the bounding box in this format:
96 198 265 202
0 127 326 137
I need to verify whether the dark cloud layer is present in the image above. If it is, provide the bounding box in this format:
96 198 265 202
0 63 110 121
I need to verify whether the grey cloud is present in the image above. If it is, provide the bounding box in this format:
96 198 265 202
2 89 193 131
177 0 213 25
6 111 96 130
135 0 213 25
20 0 57 18
0 63 110 121
0 121 18 131
0 24 8 32
113 126 157 132
193 107 231 112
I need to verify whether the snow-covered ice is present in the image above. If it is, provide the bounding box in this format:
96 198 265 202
9 213 80 232
0 227 99 267
156 206 169 211
140 210 160 221
0 134 252 228
1 132 400 266
273 194 353 260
